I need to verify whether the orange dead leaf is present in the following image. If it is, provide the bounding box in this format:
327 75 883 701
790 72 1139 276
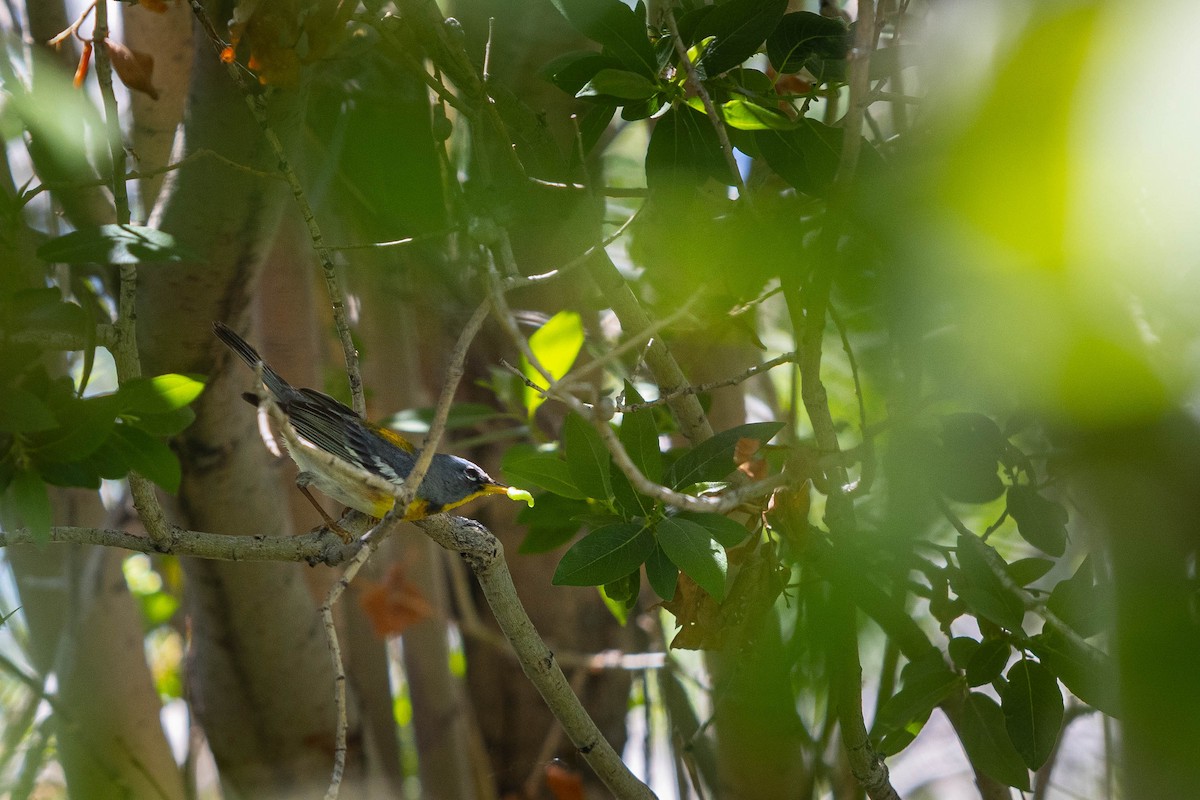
661 573 725 650
220 46 236 63
544 761 585 800
358 563 433 637
766 482 811 552
138 0 169 12
734 436 768 481
104 40 159 100
73 42 93 89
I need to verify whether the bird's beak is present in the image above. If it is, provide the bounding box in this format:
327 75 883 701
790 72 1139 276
482 481 510 496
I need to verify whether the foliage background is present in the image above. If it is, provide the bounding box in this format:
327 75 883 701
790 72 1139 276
1 1 1199 799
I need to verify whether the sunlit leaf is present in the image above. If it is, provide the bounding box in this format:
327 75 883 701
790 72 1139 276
37 225 198 266
523 311 584 419
118 374 206 414
656 517 727 601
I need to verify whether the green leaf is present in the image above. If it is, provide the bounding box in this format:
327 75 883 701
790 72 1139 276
0 389 58 433
958 692 1032 791
576 68 658 100
645 105 729 189
562 413 613 500
29 394 120 463
645 543 679 601
766 11 850 75
656 517 727 601
717 97 795 131
1006 557 1055 586
109 425 182 493
382 403 507 435
755 120 843 197
37 224 198 265
128 406 197 437
949 636 981 669
692 0 788 76
550 0 657 77
619 383 661 483
4 470 52 544
611 465 653 519
1046 556 1110 638
117 374 206 414
1001 659 1063 770
873 664 961 744
35 459 101 490
603 569 640 608
934 413 1010 504
953 533 1026 630
965 638 1011 687
517 494 589 554
540 51 625 96
1027 631 1119 716
501 446 587 500
675 512 750 548
1006 485 1069 557
523 310 584 419
553 523 654 586
667 421 784 489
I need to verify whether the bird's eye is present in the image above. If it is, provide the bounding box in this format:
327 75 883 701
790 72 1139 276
465 467 482 483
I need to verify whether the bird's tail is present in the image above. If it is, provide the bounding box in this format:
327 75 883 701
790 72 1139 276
212 321 293 400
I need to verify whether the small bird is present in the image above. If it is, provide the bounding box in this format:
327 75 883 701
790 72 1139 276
213 322 515 537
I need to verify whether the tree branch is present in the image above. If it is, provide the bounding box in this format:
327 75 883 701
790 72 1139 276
417 515 657 800
0 525 360 565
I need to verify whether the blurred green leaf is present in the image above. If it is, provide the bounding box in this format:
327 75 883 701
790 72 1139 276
540 50 624 96
576 68 658 100
755 120 842 196
1007 485 1068 557
29 394 120 462
716 96 795 131
128 406 197 437
953 533 1026 630
1046 556 1109 639
656 517 727 601
501 445 587 499
959 692 1031 791
646 105 730 189
0 389 57 433
383 403 508 435
668 420 784 489
692 0 787 76
965 638 1010 687
549 0 657 77
1027 631 1118 717
873 658 961 744
109 424 182 493
765 11 849 75
553 523 654 586
1006 557 1055 586
1002 659 1064 770
949 636 980 669
563 413 613 500
118 374 206 414
37 224 199 266
523 310 583 419
4 470 51 544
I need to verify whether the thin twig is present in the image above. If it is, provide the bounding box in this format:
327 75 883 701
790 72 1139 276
663 7 746 197
617 351 798 414
92 0 173 547
19 148 284 207
502 207 642 290
187 1 366 415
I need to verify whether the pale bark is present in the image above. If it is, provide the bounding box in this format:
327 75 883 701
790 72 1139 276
134 4 340 795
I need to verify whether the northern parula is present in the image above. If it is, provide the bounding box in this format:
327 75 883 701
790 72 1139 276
213 322 512 532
